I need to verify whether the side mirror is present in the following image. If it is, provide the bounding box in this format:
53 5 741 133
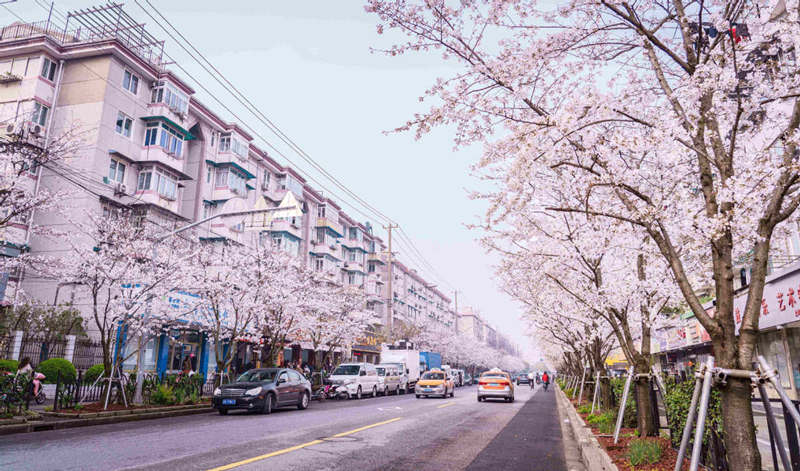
360 370 366 376
278 377 287 384
406 369 409 374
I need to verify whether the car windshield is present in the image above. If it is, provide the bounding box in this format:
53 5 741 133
376 367 386 375
332 365 361 376
422 372 444 380
236 369 277 382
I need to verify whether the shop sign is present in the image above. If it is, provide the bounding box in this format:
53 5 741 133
734 266 800 333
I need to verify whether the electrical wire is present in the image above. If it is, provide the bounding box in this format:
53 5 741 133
16 0 464 304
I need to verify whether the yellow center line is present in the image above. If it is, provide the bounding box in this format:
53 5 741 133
437 402 456 409
206 417 403 471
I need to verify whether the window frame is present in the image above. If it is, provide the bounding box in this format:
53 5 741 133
115 111 133 138
122 69 139 95
40 57 56 82
31 102 49 126
108 159 126 184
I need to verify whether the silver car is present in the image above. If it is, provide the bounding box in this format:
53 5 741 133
376 365 403 396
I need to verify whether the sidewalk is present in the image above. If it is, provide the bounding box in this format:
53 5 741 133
466 388 580 471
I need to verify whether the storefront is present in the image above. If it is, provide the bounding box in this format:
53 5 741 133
119 328 211 381
352 328 382 364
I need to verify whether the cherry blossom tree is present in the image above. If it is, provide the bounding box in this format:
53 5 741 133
51 210 190 391
366 0 800 465
306 284 377 368
183 242 260 385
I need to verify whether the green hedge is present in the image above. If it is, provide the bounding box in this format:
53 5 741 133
83 364 105 384
664 377 722 449
629 438 662 466
611 377 637 428
37 358 77 384
0 359 18 373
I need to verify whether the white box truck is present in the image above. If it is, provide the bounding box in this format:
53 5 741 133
380 346 421 394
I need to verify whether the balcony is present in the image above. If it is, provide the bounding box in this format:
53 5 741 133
139 146 189 178
368 253 386 264
262 184 287 203
316 217 343 237
269 218 303 239
342 260 366 273
309 240 341 260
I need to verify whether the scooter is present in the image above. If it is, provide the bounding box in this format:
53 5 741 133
32 372 46 405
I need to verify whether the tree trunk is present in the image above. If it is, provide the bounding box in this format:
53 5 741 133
720 378 761 471
599 377 614 410
635 378 656 437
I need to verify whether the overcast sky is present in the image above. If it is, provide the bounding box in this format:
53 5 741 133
7 0 537 361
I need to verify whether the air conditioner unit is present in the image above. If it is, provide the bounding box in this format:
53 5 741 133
114 183 127 196
26 122 42 135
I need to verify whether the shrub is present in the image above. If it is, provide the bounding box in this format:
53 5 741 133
37 358 77 384
610 378 637 428
150 384 176 405
587 411 616 434
83 364 105 384
577 404 592 414
628 438 662 466
664 377 722 449
0 359 18 373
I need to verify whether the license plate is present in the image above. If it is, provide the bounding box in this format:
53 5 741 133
489 383 499 386
222 399 236 405
424 388 433 392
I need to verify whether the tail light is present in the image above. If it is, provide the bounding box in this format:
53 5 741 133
478 381 488 386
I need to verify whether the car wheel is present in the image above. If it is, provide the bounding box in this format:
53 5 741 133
218 409 228 415
416 394 421 398
510 395 515 403
372 386 377 397
451 390 455 398
298 392 309 410
357 386 362 400
384 386 389 396
262 394 273 414
477 396 482 402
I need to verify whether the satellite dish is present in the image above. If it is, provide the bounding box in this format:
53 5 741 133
219 197 249 229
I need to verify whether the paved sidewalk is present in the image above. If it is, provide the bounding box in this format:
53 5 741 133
466 388 570 471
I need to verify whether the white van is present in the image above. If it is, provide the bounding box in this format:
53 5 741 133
328 362 380 399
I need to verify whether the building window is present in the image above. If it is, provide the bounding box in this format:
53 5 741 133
40 57 56 81
144 122 158 146
150 81 189 114
115 111 133 137
122 69 139 95
108 159 126 184
213 167 246 195
318 205 326 218
206 165 213 183
314 258 324 271
262 171 270 190
31 102 48 126
349 227 358 240
368 262 376 273
137 167 178 200
143 122 184 157
218 134 247 158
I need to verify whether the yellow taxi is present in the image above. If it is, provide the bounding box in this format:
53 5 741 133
415 368 455 398
477 368 515 402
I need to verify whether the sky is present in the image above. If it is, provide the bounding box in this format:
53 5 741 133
5 0 537 361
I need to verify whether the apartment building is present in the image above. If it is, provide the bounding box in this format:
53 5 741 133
0 7 463 371
457 306 485 343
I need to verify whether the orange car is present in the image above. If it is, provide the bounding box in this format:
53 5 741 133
477 369 515 402
415 368 455 398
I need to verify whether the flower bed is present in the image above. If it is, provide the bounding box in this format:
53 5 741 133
48 398 211 415
566 393 689 470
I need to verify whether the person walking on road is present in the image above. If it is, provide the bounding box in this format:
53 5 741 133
541 371 549 391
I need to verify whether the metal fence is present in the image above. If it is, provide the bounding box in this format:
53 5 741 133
72 339 104 370
18 335 66 367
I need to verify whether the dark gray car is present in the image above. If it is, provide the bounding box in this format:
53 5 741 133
212 368 312 415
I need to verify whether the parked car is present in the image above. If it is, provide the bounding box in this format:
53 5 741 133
416 368 455 398
212 368 312 415
477 368 515 403
376 364 403 395
464 373 473 385
328 362 380 399
516 373 530 385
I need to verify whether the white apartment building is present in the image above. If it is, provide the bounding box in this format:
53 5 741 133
0 7 458 370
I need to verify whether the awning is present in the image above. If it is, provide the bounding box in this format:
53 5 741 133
141 115 196 140
205 159 256 180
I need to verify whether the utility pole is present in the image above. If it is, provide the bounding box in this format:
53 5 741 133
383 224 398 334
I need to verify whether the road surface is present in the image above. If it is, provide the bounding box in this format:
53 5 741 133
0 384 577 471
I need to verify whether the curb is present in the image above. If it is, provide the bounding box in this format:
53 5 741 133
0 406 213 436
555 386 619 471
41 403 211 418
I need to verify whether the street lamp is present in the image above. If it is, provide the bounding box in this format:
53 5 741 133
131 202 300 404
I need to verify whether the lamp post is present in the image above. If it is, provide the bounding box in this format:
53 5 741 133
131 204 299 404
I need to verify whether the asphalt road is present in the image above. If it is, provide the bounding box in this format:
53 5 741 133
0 384 571 471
